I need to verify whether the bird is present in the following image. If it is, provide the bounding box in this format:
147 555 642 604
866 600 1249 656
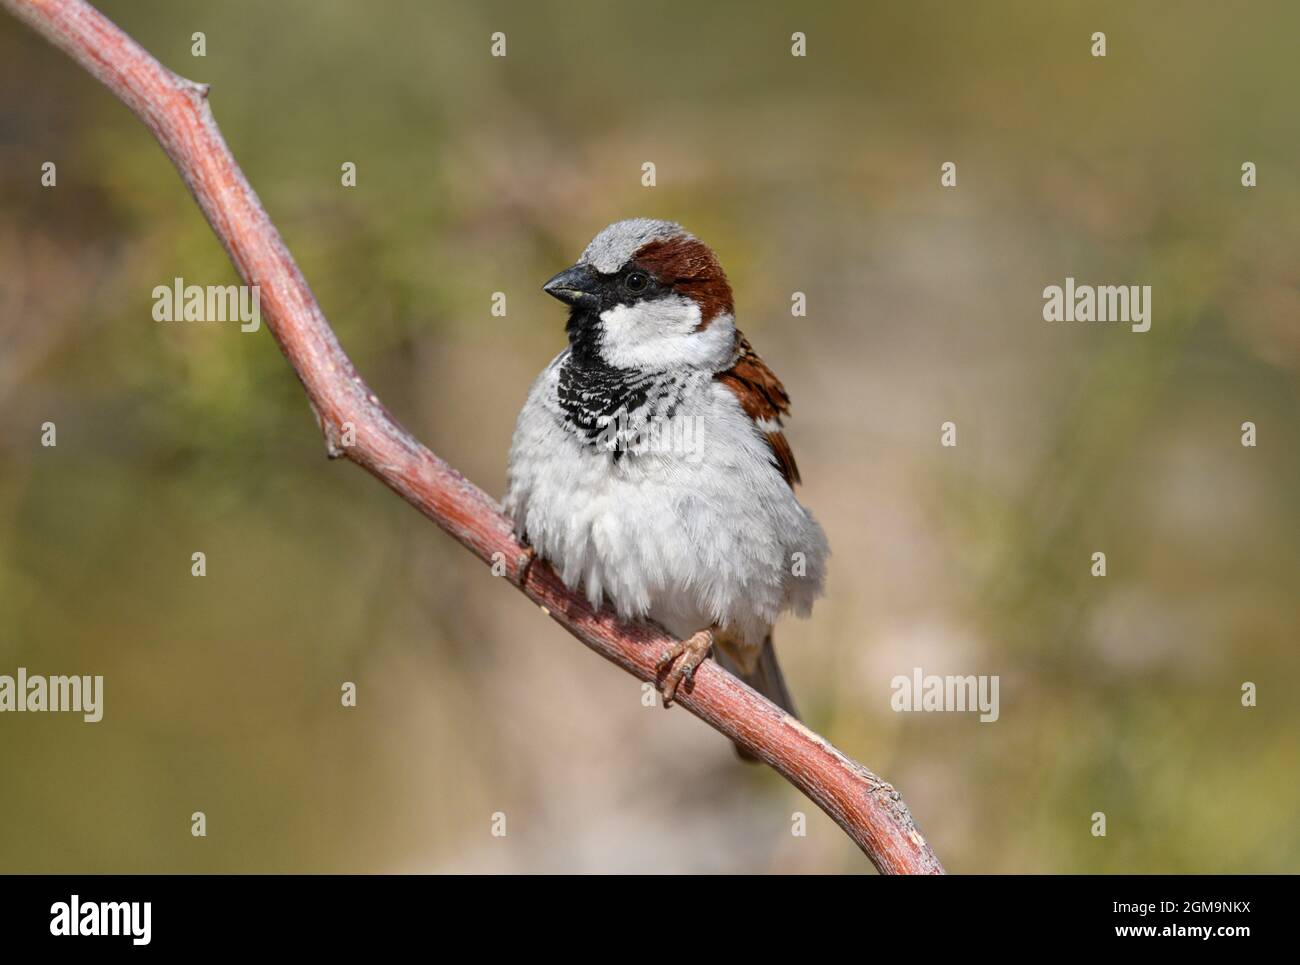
504 218 828 735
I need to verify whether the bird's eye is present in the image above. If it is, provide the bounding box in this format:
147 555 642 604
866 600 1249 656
624 271 649 293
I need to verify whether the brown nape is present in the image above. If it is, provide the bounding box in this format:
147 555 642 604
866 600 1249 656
632 236 734 328
714 332 802 488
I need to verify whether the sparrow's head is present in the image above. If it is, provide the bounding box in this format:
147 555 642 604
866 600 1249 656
543 219 736 371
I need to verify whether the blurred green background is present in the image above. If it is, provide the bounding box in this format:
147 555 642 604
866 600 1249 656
1 0 1297 873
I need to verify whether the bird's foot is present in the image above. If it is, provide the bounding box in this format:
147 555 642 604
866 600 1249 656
656 628 714 706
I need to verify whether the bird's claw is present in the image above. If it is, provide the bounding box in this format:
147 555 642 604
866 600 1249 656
656 629 714 706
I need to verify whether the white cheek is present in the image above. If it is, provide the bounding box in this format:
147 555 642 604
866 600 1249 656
599 297 736 371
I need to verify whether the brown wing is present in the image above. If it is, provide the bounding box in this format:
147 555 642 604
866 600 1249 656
714 331 802 488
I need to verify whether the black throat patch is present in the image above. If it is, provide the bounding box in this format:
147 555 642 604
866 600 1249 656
557 352 653 443
557 307 697 458
555 362 694 464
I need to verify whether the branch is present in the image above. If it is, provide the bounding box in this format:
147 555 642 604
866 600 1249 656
5 0 944 874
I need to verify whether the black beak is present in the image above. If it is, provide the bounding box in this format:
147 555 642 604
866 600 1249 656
543 263 600 308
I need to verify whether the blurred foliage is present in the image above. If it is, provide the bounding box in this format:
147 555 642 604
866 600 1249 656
0 0 1296 872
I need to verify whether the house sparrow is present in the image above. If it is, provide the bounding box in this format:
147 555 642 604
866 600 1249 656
505 219 828 730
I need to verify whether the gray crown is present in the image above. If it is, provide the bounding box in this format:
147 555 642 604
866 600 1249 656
579 218 689 275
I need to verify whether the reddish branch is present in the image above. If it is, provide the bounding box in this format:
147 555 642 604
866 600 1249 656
4 0 944 874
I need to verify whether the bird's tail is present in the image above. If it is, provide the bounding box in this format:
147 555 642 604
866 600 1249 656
715 633 798 763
